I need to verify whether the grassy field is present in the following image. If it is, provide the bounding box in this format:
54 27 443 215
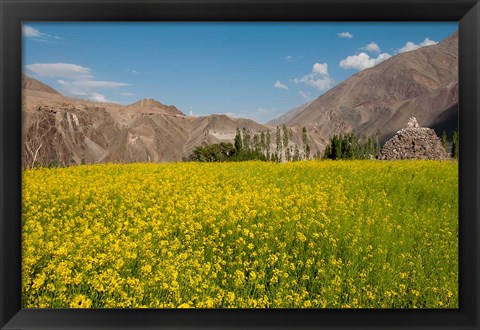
22 160 458 308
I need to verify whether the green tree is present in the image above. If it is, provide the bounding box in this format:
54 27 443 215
323 131 381 160
302 126 310 160
374 130 381 157
260 131 266 153
441 130 449 153
266 130 271 160
191 143 237 162
305 144 311 160
253 134 261 154
234 127 242 153
282 125 289 149
276 126 282 161
243 128 251 152
341 132 355 159
293 145 300 161
332 134 343 160
364 135 374 158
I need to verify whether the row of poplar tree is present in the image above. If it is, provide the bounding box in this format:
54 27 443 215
189 126 381 162
189 127 459 162
322 131 382 160
189 125 311 162
441 130 459 160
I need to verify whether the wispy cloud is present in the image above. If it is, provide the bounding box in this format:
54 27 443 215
61 79 129 89
26 62 129 103
398 37 438 53
293 62 334 92
339 52 392 71
26 63 92 79
274 80 289 90
22 24 61 42
338 32 353 38
284 55 304 62
299 90 312 101
89 92 109 103
23 25 43 38
360 42 381 54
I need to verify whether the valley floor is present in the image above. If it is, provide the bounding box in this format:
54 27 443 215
22 160 458 308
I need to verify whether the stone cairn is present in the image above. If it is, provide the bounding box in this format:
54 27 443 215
379 117 451 160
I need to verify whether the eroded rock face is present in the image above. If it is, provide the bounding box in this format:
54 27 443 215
380 118 451 160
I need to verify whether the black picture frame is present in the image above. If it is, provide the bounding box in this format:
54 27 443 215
1 0 479 329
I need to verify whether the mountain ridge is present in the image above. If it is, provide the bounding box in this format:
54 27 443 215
22 76 315 167
126 98 185 116
270 31 458 142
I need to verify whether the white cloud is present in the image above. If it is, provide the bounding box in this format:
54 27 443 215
56 81 110 102
89 92 109 103
26 62 129 104
23 25 43 38
312 63 328 75
57 80 87 96
293 62 334 92
64 79 129 89
56 78 129 102
22 24 60 41
398 37 438 53
338 32 353 38
339 52 392 71
26 63 93 79
299 90 312 101
120 92 135 96
294 74 334 91
284 55 294 62
274 80 289 90
361 42 381 54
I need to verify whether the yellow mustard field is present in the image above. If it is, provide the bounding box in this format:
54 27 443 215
22 160 458 308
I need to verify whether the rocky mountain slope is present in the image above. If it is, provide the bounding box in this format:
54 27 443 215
126 98 185 116
22 76 319 168
270 32 458 143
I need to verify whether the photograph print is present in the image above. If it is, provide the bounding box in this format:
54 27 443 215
21 22 458 309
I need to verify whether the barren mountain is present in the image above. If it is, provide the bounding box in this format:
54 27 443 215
126 98 185 116
22 74 60 95
271 31 458 142
22 76 311 167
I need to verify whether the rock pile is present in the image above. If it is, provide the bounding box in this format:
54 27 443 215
379 117 451 160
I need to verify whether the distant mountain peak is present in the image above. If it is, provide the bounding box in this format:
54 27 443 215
127 98 185 116
22 75 61 95
130 98 162 107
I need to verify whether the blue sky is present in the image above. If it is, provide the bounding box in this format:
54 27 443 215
23 22 457 123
